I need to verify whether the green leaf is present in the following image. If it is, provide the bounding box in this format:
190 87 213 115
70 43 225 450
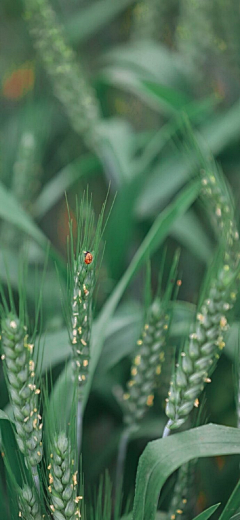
65 0 136 46
0 181 47 248
33 154 100 219
122 505 220 520
142 80 191 111
193 504 221 520
97 304 142 373
133 424 240 520
170 209 213 263
83 179 200 409
136 99 240 218
135 153 195 218
103 41 191 88
0 182 66 276
36 329 70 374
97 119 135 186
219 479 240 520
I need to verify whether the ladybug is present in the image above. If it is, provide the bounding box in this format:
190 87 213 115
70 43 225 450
84 251 93 265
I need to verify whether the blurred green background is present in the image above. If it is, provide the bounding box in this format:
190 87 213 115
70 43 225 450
1 0 240 516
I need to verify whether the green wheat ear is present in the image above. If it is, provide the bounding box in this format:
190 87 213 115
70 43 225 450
164 137 240 435
47 432 81 519
1 314 43 478
166 461 196 520
122 252 180 428
23 0 101 149
66 194 108 400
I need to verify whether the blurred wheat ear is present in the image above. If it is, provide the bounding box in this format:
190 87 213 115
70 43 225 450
164 132 240 435
23 0 101 149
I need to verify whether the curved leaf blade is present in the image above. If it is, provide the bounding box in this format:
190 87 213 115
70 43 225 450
133 424 240 520
193 504 221 520
219 479 240 520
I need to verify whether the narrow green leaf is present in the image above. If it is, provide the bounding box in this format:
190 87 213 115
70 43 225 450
193 504 221 520
133 424 240 520
219 479 240 520
0 181 47 248
142 80 191 110
170 210 213 262
0 182 66 276
34 154 100 219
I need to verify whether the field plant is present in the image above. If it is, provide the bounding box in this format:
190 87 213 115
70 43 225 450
2 1 240 519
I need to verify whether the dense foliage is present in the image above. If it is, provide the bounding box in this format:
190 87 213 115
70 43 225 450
1 1 240 519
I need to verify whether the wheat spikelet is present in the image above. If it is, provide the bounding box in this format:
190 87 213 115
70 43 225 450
1 315 43 472
18 485 42 520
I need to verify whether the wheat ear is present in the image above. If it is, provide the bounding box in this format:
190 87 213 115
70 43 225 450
116 256 179 490
70 252 95 398
23 0 101 148
164 148 240 435
18 485 43 520
166 461 196 520
47 432 81 520
123 298 169 427
1 314 43 482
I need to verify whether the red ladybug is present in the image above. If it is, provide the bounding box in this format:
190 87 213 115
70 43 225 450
84 251 93 265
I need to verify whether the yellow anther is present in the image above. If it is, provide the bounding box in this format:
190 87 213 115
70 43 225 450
220 316 227 329
134 355 141 365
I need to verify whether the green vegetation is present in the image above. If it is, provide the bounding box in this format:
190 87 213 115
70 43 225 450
1 0 240 519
